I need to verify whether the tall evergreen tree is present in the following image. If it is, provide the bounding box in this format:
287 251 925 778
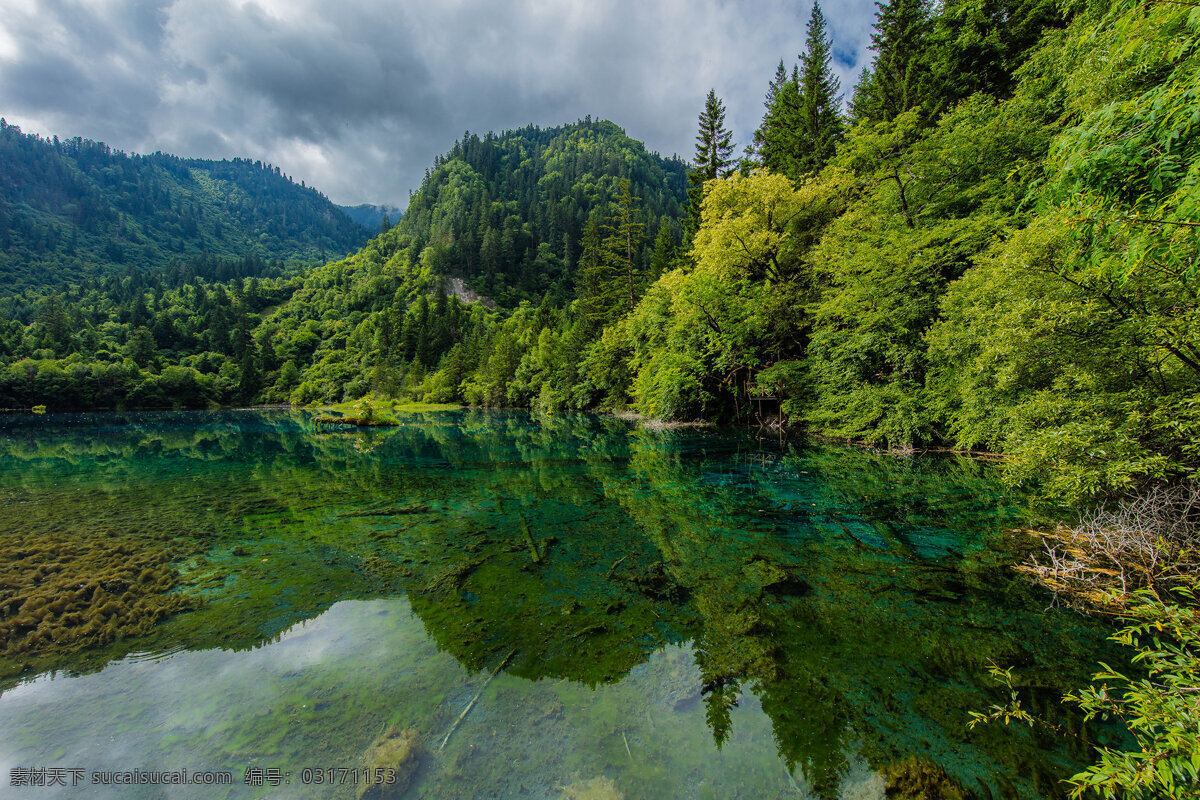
649 223 677 280
602 179 647 315
578 181 647 325
855 0 934 124
693 90 737 183
848 67 877 123
795 2 845 173
576 213 610 327
687 90 737 241
753 65 803 177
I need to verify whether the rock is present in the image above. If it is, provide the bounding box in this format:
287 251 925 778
357 726 423 799
743 559 809 597
883 757 967 800
621 561 688 602
559 776 624 800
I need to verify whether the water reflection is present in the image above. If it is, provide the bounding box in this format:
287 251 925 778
0 410 1125 798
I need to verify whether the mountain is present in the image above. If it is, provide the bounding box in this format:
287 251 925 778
0 119 372 295
337 203 404 231
0 118 691 409
255 117 691 402
394 118 690 306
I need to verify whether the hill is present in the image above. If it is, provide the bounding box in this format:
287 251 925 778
0 118 690 409
0 119 372 294
391 117 689 306
337 204 404 232
258 117 691 403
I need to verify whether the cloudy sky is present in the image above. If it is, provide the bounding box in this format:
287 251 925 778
0 0 878 207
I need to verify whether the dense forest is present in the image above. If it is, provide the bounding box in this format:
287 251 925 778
3 0 1195 510
1 0 1198 793
0 121 372 294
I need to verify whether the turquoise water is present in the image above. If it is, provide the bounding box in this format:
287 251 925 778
0 410 1124 798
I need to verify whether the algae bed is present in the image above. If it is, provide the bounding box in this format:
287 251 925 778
0 409 1127 799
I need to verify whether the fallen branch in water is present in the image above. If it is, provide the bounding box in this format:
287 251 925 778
439 649 516 752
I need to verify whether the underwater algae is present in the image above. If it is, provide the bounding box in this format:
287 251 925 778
0 409 1132 799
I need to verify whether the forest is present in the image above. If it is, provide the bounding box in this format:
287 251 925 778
0 0 1197 793
0 121 373 294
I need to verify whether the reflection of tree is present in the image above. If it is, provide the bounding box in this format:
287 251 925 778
588 428 1124 799
0 410 695 689
0 409 1124 799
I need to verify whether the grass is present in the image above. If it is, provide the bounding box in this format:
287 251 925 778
312 396 462 427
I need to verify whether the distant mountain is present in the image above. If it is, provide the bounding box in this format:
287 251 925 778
0 119 372 295
337 203 404 232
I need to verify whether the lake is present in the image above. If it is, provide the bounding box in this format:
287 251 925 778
0 409 1125 799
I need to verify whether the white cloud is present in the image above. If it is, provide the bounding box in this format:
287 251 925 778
0 0 878 205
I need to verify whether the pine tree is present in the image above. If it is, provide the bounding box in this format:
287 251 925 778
602 179 647 315
649 222 677 280
795 2 845 173
576 213 610 327
849 67 877 123
856 0 934 124
752 62 790 165
687 90 737 242
693 90 736 183
754 65 803 177
578 181 646 326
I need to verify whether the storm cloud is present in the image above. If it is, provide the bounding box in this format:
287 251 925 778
0 0 878 206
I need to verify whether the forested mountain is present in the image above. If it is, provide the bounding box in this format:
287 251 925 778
395 118 689 306
0 119 371 294
0 118 689 410
337 203 404 232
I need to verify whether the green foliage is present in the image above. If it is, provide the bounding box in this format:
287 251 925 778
0 120 370 294
928 0 1200 498
1065 594 1200 799
973 593 1200 799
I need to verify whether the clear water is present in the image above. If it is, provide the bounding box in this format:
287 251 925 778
0 410 1125 799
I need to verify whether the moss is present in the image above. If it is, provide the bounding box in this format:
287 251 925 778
883 757 968 800
0 536 198 659
559 777 624 800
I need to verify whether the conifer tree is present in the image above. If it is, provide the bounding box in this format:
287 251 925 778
848 66 877 123
693 90 736 183
576 213 610 327
602 179 647 314
686 90 737 242
855 0 934 124
795 2 845 173
752 62 790 168
578 181 646 326
649 223 677 280
754 65 803 177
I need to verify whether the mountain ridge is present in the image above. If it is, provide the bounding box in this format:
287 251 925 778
0 119 373 294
